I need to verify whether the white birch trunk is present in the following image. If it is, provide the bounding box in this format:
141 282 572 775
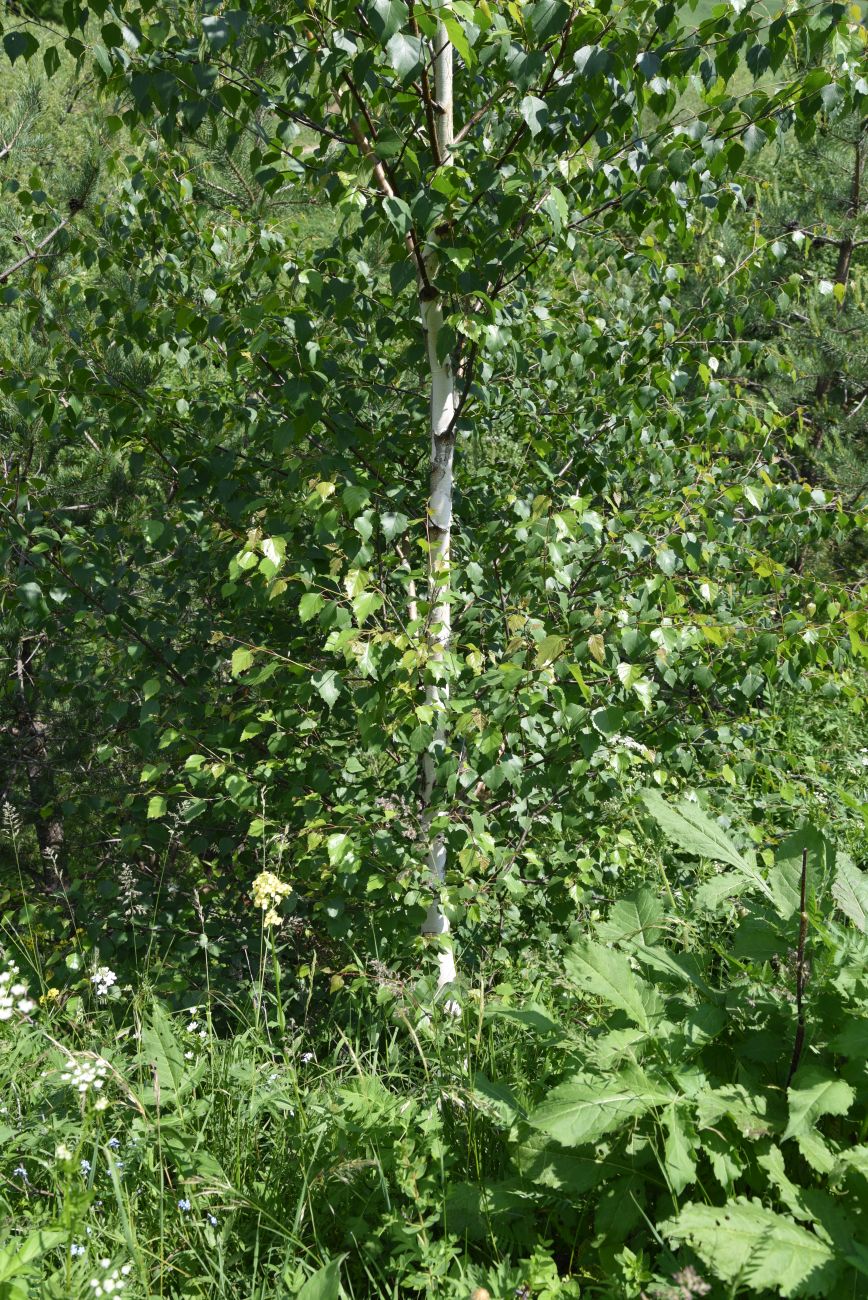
419 25 457 990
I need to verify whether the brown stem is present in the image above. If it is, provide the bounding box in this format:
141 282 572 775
0 220 68 285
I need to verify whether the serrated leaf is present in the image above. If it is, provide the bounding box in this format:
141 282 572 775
261 536 286 570
832 854 868 933
299 591 324 623
534 633 565 667
663 1198 837 1297
563 938 659 1029
597 888 663 946
529 1066 671 1146
231 647 254 676
640 790 773 900
312 669 341 708
664 1106 697 1195
141 1004 189 1105
588 633 605 664
784 1066 855 1142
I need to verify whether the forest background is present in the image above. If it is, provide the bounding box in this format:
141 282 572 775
0 0 866 1296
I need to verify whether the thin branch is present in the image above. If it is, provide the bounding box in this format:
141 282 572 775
0 220 68 286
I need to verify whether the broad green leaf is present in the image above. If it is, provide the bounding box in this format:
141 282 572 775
663 1198 837 1297
146 795 167 819
528 0 570 39
597 888 663 946
641 791 773 901
529 1066 671 1146
3 31 40 63
313 670 341 708
141 1004 191 1105
297 1255 345 1300
231 647 254 676
519 95 548 137
832 854 868 933
563 938 660 1029
663 1106 697 1195
299 592 324 622
386 32 423 80
365 0 407 42
784 1066 855 1142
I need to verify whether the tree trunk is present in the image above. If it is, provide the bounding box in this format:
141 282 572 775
418 25 457 990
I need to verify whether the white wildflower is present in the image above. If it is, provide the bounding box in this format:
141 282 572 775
88 1260 132 1296
90 967 118 999
60 1053 110 1096
0 962 36 1020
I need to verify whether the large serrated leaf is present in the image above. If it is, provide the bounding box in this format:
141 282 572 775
641 790 773 901
784 1065 855 1141
832 853 868 933
563 938 660 1029
528 1066 671 1146
663 1197 838 1297
597 888 663 946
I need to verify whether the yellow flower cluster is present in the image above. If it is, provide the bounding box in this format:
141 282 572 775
251 870 292 926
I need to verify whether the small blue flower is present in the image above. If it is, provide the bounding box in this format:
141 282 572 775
108 1137 120 1150
13 1165 27 1181
207 1213 218 1226
80 1159 92 1175
70 1243 86 1258
178 1198 191 1212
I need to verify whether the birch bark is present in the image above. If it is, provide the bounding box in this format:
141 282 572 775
418 25 457 989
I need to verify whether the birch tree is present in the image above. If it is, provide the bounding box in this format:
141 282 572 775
2 0 865 986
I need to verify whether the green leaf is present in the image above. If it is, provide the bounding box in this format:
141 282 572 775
663 1106 697 1195
0 1230 68 1283
563 939 659 1030
261 536 286 570
3 31 39 63
482 1005 563 1037
386 32 423 80
529 1066 671 1146
141 1004 191 1105
743 123 767 155
146 795 167 819
597 889 664 946
299 591 324 623
663 1198 837 1297
832 854 868 933
519 95 548 137
640 790 773 900
297 1255 345 1300
529 0 570 40
231 647 254 676
784 1066 855 1142
143 519 165 544
313 670 341 708
365 0 407 43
